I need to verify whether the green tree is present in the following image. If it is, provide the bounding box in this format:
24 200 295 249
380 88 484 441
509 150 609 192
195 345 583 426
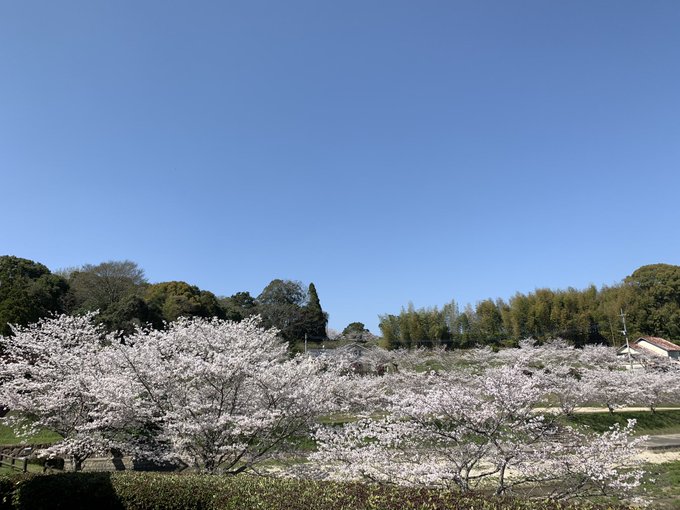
597 284 631 346
473 299 504 345
219 291 257 321
97 294 163 336
302 283 328 340
624 264 680 339
145 281 225 323
341 321 377 343
455 309 473 348
256 279 308 342
378 314 400 349
343 322 367 336
406 303 425 346
0 256 69 336
65 260 147 313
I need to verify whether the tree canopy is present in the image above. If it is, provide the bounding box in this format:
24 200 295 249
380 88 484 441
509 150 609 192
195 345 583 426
3 253 678 351
380 264 680 349
65 260 147 314
0 256 69 336
254 280 328 343
145 281 225 323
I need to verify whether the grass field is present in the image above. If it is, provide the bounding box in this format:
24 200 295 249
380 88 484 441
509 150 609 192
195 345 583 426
0 415 62 446
566 409 680 435
640 460 680 509
0 462 44 475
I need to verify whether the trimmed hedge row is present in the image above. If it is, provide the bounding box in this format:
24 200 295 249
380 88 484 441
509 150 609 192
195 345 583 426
0 472 627 510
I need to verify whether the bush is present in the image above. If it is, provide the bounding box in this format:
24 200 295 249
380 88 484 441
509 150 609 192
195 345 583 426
0 476 15 510
8 473 123 510
0 472 630 510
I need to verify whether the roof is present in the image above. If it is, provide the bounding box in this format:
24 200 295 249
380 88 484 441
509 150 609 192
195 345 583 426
616 344 640 355
634 336 680 352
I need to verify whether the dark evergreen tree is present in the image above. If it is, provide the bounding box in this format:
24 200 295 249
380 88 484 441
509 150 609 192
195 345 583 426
303 282 328 340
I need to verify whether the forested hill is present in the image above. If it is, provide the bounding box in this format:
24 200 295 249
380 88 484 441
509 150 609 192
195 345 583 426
2 256 679 350
379 264 680 349
0 256 328 344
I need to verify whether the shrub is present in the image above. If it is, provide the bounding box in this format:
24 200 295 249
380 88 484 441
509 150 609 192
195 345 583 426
0 472 631 510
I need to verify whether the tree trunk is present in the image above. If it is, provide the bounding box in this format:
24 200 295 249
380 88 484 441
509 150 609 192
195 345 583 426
71 457 83 472
495 462 508 496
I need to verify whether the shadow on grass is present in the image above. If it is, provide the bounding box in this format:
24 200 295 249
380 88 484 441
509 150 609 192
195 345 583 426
11 472 124 510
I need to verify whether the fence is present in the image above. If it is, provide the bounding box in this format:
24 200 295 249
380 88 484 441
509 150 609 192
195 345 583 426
0 453 27 473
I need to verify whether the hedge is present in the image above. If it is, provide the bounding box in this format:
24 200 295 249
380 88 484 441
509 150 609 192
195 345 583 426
0 472 628 510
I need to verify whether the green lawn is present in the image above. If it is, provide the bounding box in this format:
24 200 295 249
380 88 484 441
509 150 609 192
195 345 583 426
566 409 680 435
0 417 62 446
639 461 680 509
0 462 45 475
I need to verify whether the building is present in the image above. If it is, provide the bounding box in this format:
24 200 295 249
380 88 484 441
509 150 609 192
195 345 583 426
618 336 680 361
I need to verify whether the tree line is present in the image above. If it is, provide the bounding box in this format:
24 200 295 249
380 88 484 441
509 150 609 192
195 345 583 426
379 263 680 349
3 255 679 350
0 255 327 345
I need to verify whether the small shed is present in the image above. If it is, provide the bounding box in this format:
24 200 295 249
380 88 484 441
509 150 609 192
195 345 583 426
631 336 680 360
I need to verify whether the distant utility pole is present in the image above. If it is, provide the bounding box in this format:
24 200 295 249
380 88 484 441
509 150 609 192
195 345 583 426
620 309 633 371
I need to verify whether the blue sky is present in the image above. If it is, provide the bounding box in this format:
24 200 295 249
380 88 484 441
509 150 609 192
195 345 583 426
2 1 679 333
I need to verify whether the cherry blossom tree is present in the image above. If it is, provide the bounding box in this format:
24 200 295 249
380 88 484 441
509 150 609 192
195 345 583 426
107 316 336 473
582 369 633 413
627 368 680 413
312 365 645 500
1 314 338 473
0 314 131 470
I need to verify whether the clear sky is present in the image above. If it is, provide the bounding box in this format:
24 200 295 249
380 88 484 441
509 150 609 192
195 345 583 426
2 1 679 334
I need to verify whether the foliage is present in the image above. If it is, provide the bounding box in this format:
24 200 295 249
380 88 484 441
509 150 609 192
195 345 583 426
255 279 328 342
302 282 328 340
64 260 147 314
218 291 256 322
0 472 632 510
624 264 680 340
0 256 69 337
255 279 308 341
380 264 680 348
144 281 225 323
338 322 377 343
379 302 452 350
97 295 162 337
343 322 367 336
